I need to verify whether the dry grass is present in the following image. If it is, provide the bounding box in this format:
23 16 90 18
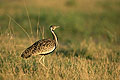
0 32 119 80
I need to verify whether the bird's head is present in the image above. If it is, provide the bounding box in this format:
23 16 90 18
50 25 60 31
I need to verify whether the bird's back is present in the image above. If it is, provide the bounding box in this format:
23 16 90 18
21 39 56 58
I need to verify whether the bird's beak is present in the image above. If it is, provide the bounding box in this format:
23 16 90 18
56 26 60 28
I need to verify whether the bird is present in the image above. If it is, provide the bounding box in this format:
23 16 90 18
21 25 59 68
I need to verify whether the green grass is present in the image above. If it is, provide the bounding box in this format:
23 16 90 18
0 0 120 80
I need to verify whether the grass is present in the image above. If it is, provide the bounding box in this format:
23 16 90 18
0 0 120 80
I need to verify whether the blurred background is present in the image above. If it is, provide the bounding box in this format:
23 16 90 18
0 0 120 80
0 0 120 46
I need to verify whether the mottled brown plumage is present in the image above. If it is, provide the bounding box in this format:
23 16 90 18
21 39 56 58
21 25 59 59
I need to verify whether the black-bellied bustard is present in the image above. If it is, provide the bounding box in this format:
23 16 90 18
21 25 59 68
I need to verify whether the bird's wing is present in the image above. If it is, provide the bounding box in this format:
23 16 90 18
21 39 55 58
33 39 56 54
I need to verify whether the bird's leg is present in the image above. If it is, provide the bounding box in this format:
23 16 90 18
39 55 47 69
42 55 45 64
39 55 44 62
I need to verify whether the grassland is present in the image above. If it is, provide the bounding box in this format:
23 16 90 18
0 0 120 80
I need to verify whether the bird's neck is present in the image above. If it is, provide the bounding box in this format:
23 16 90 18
51 30 58 46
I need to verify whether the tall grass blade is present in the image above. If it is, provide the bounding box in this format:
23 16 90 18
24 0 33 39
7 15 32 44
40 26 45 39
37 16 40 40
